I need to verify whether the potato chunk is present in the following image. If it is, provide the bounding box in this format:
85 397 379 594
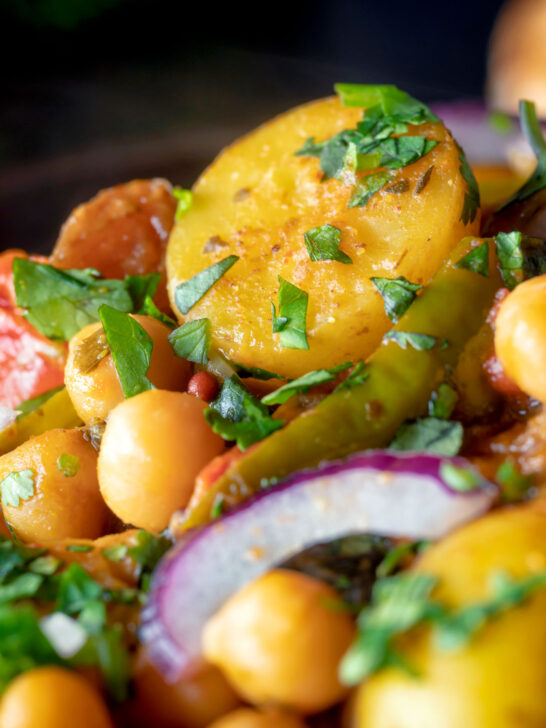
167 97 480 378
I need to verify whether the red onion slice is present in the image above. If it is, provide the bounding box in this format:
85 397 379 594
141 451 495 681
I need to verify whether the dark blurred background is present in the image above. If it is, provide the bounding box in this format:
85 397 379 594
0 0 506 252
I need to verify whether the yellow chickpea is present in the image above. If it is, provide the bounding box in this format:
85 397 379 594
0 428 109 542
495 275 546 402
127 648 242 728
98 389 225 531
208 708 308 728
0 666 113 728
65 315 192 424
203 569 355 714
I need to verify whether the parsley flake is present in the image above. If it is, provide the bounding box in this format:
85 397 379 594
454 241 490 277
57 454 80 478
174 255 239 315
0 470 35 508
371 276 422 323
271 277 309 350
99 306 154 398
303 224 352 264
389 417 463 456
262 362 352 405
168 318 211 365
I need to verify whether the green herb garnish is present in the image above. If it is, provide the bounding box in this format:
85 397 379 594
495 460 533 503
65 544 93 553
456 142 480 224
333 361 369 392
371 276 422 323
389 418 463 456
495 231 524 289
376 541 430 579
348 171 395 207
262 362 352 405
125 273 160 312
139 296 177 328
99 305 153 398
172 187 193 221
303 224 352 264
16 386 64 419
334 84 439 123
271 277 309 350
0 470 35 508
383 331 443 351
232 362 285 381
174 255 239 315
56 454 80 478
210 494 225 520
205 376 283 451
428 382 459 420
454 241 490 277
101 544 128 563
168 318 211 365
439 461 483 492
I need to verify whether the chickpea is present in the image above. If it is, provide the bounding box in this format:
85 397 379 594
98 389 225 531
208 708 307 728
127 648 241 728
0 429 109 542
495 275 546 402
0 666 113 728
202 569 355 714
65 315 192 424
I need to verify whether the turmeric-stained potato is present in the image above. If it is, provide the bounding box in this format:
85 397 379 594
167 97 480 378
0 428 109 543
65 315 191 424
203 569 355 714
353 503 546 728
51 179 176 312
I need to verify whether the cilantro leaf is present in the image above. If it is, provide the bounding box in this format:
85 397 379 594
271 277 309 350
56 454 79 478
174 255 239 315
262 362 352 405
495 231 524 290
495 460 532 503
348 171 395 208
303 224 352 264
99 306 153 398
383 331 444 351
334 84 439 123
439 461 484 492
389 417 463 456
127 530 172 591
455 142 480 224
139 296 177 328
0 470 35 508
454 241 490 277
371 276 422 323
333 361 369 392
12 260 154 341
16 386 64 419
172 187 193 221
376 136 437 170
205 376 283 451
125 273 160 312
428 382 459 420
232 362 284 381
168 318 211 365
294 137 326 158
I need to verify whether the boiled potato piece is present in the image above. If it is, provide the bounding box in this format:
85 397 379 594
353 502 546 728
167 97 480 378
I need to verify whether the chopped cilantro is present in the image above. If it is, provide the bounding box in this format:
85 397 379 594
57 454 80 478
168 318 211 365
439 461 483 492
28 555 61 576
65 544 93 553
428 382 459 420
210 494 225 520
205 376 283 451
12 259 158 341
455 142 480 224
262 362 352 405
371 276 422 323
454 241 490 277
271 277 309 351
495 460 532 503
348 171 395 207
124 273 160 312
16 386 64 419
232 362 284 381
0 470 35 508
303 224 352 264
333 361 369 392
495 231 524 290
99 305 154 398
334 84 439 123
376 541 430 579
172 187 193 221
127 530 172 591
174 255 239 315
375 136 437 170
389 417 463 456
139 296 177 328
383 331 443 351
488 111 514 135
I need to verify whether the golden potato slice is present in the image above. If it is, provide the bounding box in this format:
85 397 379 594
167 97 480 378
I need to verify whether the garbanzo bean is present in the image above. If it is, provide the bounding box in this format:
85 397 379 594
208 708 307 728
65 315 191 424
0 428 109 542
495 275 546 402
202 569 355 714
98 389 225 531
0 666 113 728
128 648 241 728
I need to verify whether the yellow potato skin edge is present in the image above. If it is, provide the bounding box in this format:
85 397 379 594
167 97 480 378
352 502 546 728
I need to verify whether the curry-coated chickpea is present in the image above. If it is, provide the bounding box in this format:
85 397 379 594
208 708 308 728
202 569 355 714
0 428 109 543
495 275 546 402
98 389 225 531
127 648 242 728
0 666 113 728
65 315 192 423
